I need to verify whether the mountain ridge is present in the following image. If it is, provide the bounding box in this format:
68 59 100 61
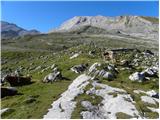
49 15 158 40
1 21 40 39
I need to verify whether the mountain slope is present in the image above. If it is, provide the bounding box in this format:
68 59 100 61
50 16 158 40
1 21 40 39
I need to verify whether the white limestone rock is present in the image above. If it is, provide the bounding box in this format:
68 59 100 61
43 74 91 119
129 72 145 82
70 53 80 59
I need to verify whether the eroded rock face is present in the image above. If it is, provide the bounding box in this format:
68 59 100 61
50 16 158 40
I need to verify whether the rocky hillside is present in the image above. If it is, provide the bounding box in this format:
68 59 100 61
1 15 159 119
50 16 158 40
1 45 159 119
1 21 40 39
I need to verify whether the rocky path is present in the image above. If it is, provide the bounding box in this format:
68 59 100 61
43 74 91 119
43 73 144 119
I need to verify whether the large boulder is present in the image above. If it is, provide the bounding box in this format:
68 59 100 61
106 64 118 74
146 90 159 99
103 72 114 80
120 60 132 68
43 68 62 83
88 63 101 74
141 67 158 77
98 69 106 76
1 87 17 98
129 72 145 82
71 64 88 73
4 75 32 86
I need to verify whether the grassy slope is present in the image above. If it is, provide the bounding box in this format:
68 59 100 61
1 31 159 118
141 16 159 24
1 46 102 119
2 31 158 52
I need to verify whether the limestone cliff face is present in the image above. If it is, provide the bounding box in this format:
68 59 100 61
50 16 158 40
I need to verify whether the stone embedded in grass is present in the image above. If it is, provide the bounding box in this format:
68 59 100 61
24 96 37 104
141 96 158 105
50 64 56 69
146 90 159 99
88 62 101 75
129 72 145 82
70 53 80 59
34 66 41 71
102 72 114 80
89 50 96 56
1 108 15 117
70 64 88 74
43 69 62 83
141 66 158 77
147 107 159 113
1 87 18 98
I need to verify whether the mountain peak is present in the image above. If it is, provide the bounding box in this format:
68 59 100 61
49 15 158 40
1 21 40 39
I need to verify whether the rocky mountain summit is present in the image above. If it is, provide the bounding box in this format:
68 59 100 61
1 21 40 39
50 15 158 40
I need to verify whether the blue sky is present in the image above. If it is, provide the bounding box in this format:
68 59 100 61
1 1 159 32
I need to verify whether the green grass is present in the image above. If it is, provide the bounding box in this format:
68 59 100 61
1 41 159 119
71 82 103 119
141 16 159 24
1 81 71 119
71 93 103 119
116 112 133 119
108 92 118 97
1 48 101 119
